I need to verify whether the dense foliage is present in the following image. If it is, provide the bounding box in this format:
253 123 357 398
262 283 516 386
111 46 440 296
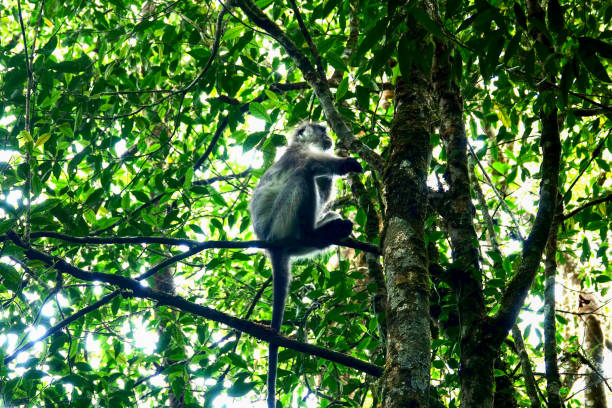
0 0 610 407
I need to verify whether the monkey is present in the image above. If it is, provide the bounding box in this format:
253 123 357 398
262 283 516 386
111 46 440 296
249 122 362 408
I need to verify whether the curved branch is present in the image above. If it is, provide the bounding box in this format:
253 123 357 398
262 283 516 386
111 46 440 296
235 0 383 173
6 232 382 377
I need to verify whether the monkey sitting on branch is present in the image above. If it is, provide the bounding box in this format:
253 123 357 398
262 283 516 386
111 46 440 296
249 122 363 408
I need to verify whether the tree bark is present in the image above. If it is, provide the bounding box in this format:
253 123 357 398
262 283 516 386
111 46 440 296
580 293 607 408
380 5 434 403
543 206 563 408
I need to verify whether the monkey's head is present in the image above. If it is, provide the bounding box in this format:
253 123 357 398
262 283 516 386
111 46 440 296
290 122 333 151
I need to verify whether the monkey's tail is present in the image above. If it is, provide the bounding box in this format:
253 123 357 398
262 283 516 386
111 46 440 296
268 250 290 408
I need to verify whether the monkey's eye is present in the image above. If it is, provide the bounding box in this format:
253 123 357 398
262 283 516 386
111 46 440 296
322 137 332 149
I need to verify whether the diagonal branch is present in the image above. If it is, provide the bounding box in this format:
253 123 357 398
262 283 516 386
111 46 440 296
6 232 382 377
287 0 326 82
235 0 383 173
563 192 612 220
492 110 562 342
4 291 120 364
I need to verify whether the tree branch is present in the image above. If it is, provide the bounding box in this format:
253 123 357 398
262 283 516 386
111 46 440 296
511 326 543 407
6 232 382 377
563 192 612 220
4 291 120 364
235 0 383 173
492 109 562 341
20 231 380 256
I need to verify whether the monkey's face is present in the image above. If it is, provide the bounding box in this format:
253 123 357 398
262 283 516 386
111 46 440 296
293 123 333 151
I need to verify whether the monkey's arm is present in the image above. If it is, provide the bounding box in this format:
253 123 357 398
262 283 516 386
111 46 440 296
305 153 363 176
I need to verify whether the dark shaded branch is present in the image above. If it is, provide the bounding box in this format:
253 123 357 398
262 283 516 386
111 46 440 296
6 232 382 377
570 107 612 117
543 203 563 408
4 291 120 364
193 170 251 186
492 104 562 341
22 231 379 256
511 326 543 407
235 0 383 173
563 192 612 220
29 232 202 247
287 0 326 81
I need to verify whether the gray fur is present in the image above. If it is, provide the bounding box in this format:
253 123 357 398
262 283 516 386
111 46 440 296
249 122 362 408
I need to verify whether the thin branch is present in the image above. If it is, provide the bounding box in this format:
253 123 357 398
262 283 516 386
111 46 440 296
235 0 383 173
4 291 120 364
193 170 251 186
6 233 383 377
22 231 380 256
469 143 524 242
563 130 610 201
563 192 612 220
287 0 326 81
28 232 202 247
17 0 33 245
511 325 542 408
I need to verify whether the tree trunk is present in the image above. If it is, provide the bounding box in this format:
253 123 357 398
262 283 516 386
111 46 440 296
580 293 607 408
544 207 563 408
380 9 434 402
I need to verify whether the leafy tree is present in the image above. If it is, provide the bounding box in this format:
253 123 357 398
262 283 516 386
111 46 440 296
0 0 610 407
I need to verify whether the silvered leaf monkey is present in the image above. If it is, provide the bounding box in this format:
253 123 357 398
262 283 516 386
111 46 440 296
249 122 362 408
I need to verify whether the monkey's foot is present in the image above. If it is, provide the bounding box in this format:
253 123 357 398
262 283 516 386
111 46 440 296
314 219 353 240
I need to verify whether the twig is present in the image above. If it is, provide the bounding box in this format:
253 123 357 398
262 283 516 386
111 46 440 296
468 143 525 242
287 0 326 82
563 130 610 201
17 0 33 245
563 193 612 220
4 291 120 364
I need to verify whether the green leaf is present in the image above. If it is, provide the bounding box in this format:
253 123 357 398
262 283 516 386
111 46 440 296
513 3 527 30
227 380 256 397
353 19 387 63
579 37 612 59
54 55 92 74
578 45 611 82
0 263 21 291
409 7 443 37
336 76 349 101
494 369 506 377
546 0 564 34
249 102 271 121
243 131 267 152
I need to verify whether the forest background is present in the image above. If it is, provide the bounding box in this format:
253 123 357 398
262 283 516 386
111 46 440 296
0 0 610 407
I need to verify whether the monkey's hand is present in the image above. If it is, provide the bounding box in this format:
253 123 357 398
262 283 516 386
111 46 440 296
339 158 363 175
